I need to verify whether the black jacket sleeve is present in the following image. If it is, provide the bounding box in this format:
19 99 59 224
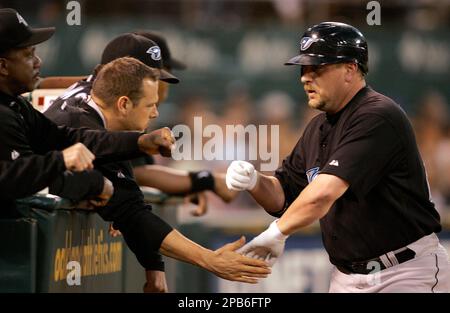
0 101 120 202
48 170 105 201
0 151 65 199
24 101 145 164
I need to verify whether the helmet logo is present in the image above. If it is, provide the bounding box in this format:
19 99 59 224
300 37 319 51
146 46 161 61
16 13 28 26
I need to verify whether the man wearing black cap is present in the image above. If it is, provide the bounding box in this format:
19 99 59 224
133 31 186 104
46 33 178 106
0 9 176 214
226 22 450 292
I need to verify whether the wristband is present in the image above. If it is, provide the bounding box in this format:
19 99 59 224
269 219 289 241
189 170 215 193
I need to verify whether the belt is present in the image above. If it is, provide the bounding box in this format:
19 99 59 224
336 247 416 275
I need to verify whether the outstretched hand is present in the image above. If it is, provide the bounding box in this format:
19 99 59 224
208 236 272 284
185 192 208 216
237 220 289 266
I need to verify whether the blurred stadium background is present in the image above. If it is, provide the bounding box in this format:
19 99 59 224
1 0 449 292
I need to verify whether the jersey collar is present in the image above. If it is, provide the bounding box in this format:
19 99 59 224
86 96 107 128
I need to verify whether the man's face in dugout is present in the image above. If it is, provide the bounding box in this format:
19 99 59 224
122 78 160 131
0 46 41 95
300 62 358 113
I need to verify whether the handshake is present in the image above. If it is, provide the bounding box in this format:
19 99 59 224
226 160 289 266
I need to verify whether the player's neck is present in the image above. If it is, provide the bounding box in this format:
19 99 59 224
332 80 366 114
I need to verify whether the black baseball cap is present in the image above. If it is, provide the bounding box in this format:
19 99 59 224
134 31 186 70
0 8 55 54
101 33 179 84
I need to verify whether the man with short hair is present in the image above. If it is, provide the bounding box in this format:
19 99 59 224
226 22 450 292
45 56 271 291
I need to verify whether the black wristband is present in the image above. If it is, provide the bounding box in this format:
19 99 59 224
267 206 288 218
189 171 215 193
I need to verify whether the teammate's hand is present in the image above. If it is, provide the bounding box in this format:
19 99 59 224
207 236 271 284
108 223 122 237
185 192 208 216
138 127 176 157
62 143 95 171
226 161 258 191
88 177 114 207
143 270 168 293
237 220 289 267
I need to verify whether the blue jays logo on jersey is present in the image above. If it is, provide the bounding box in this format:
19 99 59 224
300 36 319 51
306 167 320 183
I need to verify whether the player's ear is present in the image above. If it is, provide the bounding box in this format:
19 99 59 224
0 57 9 76
116 96 131 114
344 63 358 82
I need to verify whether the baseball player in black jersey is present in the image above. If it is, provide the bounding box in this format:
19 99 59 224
226 22 450 292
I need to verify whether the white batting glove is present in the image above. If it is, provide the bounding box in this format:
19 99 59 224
226 160 258 191
237 219 289 266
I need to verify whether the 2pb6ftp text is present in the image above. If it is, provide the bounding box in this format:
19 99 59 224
222 297 271 308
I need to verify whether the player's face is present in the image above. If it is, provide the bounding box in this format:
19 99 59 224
0 46 41 95
300 63 348 113
125 78 159 131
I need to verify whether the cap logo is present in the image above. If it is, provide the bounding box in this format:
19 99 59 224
16 13 28 26
300 37 319 51
146 46 161 61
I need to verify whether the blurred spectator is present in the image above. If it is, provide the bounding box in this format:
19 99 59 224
413 90 450 225
258 90 298 169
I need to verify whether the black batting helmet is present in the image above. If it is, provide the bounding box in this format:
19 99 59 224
285 22 368 74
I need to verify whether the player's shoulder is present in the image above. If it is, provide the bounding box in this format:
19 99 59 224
0 96 34 122
0 102 15 116
354 87 408 123
44 97 91 128
0 106 20 134
304 112 326 132
52 76 93 107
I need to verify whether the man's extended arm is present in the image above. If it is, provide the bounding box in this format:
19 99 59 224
159 229 271 283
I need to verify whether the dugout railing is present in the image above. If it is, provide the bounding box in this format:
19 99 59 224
0 188 181 293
